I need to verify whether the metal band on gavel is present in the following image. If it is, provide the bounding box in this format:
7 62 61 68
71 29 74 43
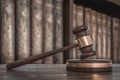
73 26 96 59
7 25 96 70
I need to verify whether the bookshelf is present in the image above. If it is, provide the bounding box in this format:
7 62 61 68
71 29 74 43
63 0 120 63
0 0 119 64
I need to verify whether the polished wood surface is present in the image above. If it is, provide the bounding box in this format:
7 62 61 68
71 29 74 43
1 64 120 80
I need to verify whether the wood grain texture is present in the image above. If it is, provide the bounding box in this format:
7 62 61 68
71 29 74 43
96 13 102 59
1 64 120 80
101 14 107 59
43 0 54 63
1 0 15 63
16 0 30 60
112 18 119 63
106 16 112 59
76 5 84 59
53 0 63 63
31 0 43 63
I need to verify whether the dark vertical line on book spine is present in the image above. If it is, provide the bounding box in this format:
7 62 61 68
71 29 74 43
29 0 32 57
116 19 119 63
110 18 113 62
96 12 98 58
0 0 1 63
42 0 44 64
53 0 56 63
106 16 108 59
83 7 85 25
15 0 17 61
42 0 45 63
63 0 73 63
118 20 120 63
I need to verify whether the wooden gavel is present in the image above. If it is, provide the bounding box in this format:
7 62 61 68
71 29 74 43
7 25 96 70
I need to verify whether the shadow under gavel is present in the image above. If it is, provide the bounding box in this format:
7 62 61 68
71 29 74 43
7 26 96 70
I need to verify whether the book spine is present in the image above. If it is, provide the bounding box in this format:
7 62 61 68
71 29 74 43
112 18 119 63
85 8 92 34
118 20 120 63
31 0 43 63
76 5 84 59
101 14 107 59
71 4 77 59
16 0 30 60
53 0 63 63
43 0 54 63
1 0 15 63
96 13 102 59
91 10 97 59
106 16 112 59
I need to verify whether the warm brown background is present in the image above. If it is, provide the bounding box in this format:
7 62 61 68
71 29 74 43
0 0 120 64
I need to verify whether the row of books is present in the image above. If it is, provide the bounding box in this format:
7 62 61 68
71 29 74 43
0 0 119 64
72 4 120 63
0 0 63 64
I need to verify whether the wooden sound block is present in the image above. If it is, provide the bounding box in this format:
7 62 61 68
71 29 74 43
66 59 112 72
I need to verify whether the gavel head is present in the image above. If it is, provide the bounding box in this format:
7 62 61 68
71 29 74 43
73 25 96 59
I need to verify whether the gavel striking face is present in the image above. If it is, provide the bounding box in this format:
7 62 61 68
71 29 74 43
73 26 96 59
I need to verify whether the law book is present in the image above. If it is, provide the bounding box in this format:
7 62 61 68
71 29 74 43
96 12 102 59
118 20 120 63
106 16 112 59
76 5 84 59
90 10 97 59
53 0 63 63
85 8 92 35
16 0 30 60
71 4 77 59
112 18 119 63
101 14 107 59
43 0 54 63
31 0 43 63
1 0 15 63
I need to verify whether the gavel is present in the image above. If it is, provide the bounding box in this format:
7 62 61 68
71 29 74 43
7 25 96 70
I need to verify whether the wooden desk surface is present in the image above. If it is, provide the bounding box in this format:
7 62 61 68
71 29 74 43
0 64 120 80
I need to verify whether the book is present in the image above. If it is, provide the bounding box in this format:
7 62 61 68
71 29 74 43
106 16 112 59
112 18 119 63
16 0 30 60
1 0 15 63
118 20 120 63
43 0 54 63
85 8 92 35
31 0 43 63
71 4 77 59
96 12 102 59
90 10 97 59
101 14 107 59
53 0 63 63
76 5 84 59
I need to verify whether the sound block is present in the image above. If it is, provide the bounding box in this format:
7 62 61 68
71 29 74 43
66 59 112 72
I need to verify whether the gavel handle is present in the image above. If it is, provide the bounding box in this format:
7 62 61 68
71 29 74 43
7 44 77 70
